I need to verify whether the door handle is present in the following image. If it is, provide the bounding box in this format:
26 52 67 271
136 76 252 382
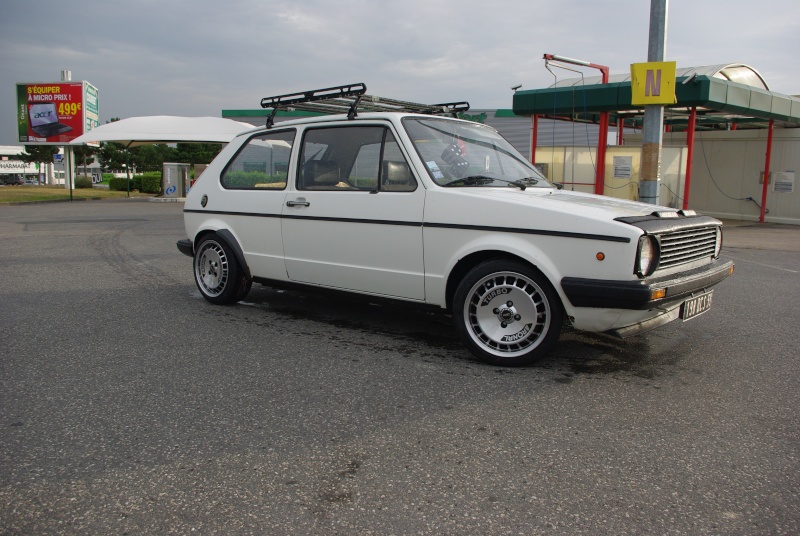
286 198 310 207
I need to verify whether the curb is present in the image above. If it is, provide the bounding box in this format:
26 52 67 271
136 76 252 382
149 197 185 203
0 197 104 206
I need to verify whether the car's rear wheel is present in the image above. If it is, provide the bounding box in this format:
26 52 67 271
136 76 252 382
453 260 562 366
193 234 251 305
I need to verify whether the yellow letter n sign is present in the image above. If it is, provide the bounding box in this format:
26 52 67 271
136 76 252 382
630 61 677 106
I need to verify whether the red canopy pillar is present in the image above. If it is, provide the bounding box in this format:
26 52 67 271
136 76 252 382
596 112 609 195
759 119 774 223
594 64 610 196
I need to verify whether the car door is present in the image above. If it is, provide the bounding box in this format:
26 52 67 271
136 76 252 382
281 123 426 301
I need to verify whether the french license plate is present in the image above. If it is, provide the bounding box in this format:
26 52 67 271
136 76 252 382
681 291 713 321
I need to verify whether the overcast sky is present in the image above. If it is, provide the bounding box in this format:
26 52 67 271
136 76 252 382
2 0 799 147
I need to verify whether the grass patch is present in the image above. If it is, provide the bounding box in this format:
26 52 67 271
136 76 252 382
0 185 153 204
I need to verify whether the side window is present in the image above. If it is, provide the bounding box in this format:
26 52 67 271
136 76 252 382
221 129 295 190
298 126 416 192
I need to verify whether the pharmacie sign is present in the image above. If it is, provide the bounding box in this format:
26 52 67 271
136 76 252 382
16 81 99 145
0 160 27 171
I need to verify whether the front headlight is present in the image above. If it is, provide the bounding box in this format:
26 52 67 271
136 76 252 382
714 227 723 258
636 235 660 277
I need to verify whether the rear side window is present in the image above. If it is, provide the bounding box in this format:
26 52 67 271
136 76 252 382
298 126 416 192
221 129 295 189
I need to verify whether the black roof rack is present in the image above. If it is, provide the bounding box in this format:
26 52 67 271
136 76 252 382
260 83 470 128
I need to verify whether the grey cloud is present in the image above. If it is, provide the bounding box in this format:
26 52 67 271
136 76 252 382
2 0 798 146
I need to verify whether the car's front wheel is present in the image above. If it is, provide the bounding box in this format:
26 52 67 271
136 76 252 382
193 234 252 305
453 260 562 366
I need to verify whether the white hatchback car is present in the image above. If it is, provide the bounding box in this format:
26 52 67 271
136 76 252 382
178 84 733 366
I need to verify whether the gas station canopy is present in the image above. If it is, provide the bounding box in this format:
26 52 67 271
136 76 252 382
512 63 799 223
512 64 800 129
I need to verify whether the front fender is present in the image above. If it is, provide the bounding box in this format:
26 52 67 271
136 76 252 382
424 228 568 311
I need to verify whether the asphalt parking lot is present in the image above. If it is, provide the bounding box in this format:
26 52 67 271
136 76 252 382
1 199 798 534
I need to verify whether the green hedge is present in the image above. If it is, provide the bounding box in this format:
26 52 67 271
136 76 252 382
109 177 131 191
75 176 93 189
139 172 161 194
108 173 162 194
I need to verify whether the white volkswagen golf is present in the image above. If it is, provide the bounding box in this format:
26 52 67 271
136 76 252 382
178 84 733 366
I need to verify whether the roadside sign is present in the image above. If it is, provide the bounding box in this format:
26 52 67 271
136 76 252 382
53 153 63 163
630 61 677 106
16 81 99 145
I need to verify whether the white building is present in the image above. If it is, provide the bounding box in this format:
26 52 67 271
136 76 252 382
0 145 54 183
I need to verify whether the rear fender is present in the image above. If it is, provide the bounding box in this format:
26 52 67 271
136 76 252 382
197 228 251 279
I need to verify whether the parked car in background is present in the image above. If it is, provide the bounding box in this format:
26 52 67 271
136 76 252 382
1 175 24 186
178 83 734 366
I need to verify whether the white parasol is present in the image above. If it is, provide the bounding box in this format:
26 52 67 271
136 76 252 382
69 116 256 147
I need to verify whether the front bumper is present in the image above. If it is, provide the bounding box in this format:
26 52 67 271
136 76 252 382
561 258 734 310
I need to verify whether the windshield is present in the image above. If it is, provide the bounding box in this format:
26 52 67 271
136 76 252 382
402 117 550 189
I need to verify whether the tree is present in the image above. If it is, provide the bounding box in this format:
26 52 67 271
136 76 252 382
174 143 224 166
72 144 98 177
97 141 128 171
131 144 176 172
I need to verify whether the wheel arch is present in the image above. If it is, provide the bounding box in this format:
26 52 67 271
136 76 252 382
195 228 251 279
445 250 563 315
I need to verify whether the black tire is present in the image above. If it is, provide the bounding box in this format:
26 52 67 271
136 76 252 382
193 234 252 305
452 259 563 366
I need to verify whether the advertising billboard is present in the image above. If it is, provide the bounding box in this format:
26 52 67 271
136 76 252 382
16 81 99 145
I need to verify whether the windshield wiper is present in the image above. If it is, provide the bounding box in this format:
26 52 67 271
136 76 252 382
442 175 493 187
442 175 527 190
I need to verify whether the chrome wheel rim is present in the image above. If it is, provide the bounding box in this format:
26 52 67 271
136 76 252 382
195 240 229 297
463 271 551 357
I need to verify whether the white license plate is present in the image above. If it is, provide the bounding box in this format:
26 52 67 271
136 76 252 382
681 291 713 321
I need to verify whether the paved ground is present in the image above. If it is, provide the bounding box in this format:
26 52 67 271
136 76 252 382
720 218 800 252
1 200 798 534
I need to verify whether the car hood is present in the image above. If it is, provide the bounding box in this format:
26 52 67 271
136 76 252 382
473 187 673 219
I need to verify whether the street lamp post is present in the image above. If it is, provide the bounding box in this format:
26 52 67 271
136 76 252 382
640 0 669 205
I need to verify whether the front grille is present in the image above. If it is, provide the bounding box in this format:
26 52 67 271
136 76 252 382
657 226 718 270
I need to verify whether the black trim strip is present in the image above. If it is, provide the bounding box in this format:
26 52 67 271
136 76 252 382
185 209 281 219
423 222 630 243
281 214 421 227
183 209 630 243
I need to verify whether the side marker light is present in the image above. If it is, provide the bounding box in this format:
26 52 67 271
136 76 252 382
650 289 666 300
